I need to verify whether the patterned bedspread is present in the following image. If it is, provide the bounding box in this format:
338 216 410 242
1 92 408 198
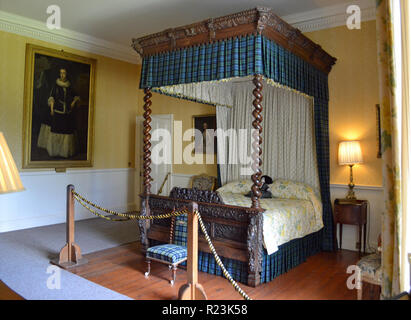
217 179 324 255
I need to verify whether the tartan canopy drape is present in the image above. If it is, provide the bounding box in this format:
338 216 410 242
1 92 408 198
139 34 334 251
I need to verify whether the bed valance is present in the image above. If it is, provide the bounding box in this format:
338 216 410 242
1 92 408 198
138 34 330 104
132 7 337 262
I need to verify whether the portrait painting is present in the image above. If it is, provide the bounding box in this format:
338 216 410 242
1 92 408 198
193 114 217 154
23 44 96 169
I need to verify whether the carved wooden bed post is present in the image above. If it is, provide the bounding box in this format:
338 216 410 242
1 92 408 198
251 74 263 209
139 87 153 252
246 74 264 287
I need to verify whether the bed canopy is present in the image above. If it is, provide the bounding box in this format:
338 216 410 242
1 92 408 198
132 7 337 285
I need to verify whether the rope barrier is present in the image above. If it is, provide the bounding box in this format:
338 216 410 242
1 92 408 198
71 189 251 300
72 190 188 220
195 210 252 300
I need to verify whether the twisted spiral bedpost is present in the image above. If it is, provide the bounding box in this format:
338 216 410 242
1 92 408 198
140 87 153 252
143 87 153 195
251 74 263 209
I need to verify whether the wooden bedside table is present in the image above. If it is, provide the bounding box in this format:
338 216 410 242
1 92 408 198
334 199 368 254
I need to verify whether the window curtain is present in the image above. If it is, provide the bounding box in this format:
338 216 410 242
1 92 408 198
376 0 411 298
216 81 320 194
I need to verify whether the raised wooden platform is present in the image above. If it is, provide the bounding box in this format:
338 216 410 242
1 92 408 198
68 242 360 300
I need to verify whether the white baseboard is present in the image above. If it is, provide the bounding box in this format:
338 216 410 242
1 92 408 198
0 168 138 233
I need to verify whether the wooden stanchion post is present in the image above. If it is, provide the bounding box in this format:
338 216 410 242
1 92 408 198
178 202 207 300
51 185 87 269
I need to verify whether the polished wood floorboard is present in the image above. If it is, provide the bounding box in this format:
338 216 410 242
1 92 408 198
69 242 360 300
0 280 24 300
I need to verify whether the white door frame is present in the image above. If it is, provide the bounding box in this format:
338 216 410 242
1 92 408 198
136 114 174 197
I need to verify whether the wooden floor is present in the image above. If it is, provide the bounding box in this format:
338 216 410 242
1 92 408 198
68 242 360 300
0 281 24 300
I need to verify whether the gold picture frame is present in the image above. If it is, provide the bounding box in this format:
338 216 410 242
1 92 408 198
22 44 96 169
192 114 217 154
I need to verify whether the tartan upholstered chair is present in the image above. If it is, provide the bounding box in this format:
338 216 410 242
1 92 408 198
144 214 188 285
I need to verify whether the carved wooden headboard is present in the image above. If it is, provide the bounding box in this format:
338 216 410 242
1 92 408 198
169 187 223 204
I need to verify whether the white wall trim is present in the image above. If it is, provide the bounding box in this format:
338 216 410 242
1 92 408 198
171 173 193 179
282 0 376 33
19 167 135 177
330 183 384 192
0 10 140 64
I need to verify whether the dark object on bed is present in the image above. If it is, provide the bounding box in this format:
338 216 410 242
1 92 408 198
245 175 273 198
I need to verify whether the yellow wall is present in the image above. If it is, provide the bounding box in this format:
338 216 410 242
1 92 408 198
0 30 140 170
0 30 216 178
305 20 382 187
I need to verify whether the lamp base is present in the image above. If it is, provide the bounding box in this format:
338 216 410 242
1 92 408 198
346 186 357 200
346 165 357 200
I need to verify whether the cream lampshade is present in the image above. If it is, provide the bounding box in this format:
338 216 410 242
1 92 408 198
338 140 363 200
0 132 24 194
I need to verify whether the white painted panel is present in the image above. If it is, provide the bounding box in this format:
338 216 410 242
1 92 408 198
0 168 138 233
170 173 192 191
150 115 173 196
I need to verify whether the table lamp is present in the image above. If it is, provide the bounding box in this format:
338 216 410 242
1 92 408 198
338 140 363 200
0 132 24 194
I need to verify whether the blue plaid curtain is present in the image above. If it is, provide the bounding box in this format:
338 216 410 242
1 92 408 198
140 34 334 251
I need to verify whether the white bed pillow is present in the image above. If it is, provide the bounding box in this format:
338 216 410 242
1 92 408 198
216 180 253 194
270 179 322 215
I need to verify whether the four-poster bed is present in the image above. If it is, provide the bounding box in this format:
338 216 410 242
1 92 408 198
132 7 336 287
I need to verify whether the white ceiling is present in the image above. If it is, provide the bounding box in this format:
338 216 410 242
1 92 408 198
0 0 357 47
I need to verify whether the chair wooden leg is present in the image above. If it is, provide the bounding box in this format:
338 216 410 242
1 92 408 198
144 260 151 278
170 265 177 286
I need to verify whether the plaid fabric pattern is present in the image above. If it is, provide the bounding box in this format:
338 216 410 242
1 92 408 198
146 215 188 265
140 35 263 88
149 230 321 284
198 252 248 284
140 34 334 251
146 244 187 263
260 230 321 283
173 214 188 247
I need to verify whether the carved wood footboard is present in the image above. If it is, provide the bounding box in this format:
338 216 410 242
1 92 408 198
138 188 265 287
